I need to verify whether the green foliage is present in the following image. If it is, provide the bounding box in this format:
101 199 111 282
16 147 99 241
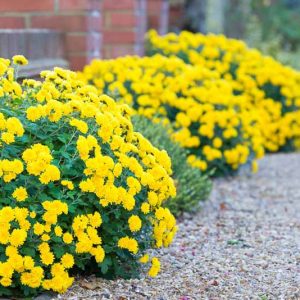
132 115 212 216
251 0 300 50
244 0 300 69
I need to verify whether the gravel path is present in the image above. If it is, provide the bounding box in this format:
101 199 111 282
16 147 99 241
59 153 300 300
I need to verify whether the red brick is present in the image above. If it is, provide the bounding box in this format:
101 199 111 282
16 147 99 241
148 15 160 28
0 0 54 12
59 0 102 11
31 15 101 32
0 16 25 29
69 53 100 70
103 30 136 44
68 54 89 70
66 33 101 53
103 0 136 10
147 0 162 12
110 13 137 27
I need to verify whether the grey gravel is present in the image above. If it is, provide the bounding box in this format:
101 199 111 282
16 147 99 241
58 153 300 300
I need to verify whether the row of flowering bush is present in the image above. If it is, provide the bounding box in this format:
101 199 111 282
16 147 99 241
81 31 300 178
146 30 300 152
2 30 300 297
82 55 265 176
0 56 177 296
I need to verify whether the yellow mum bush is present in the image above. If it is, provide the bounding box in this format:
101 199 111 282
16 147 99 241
0 56 177 296
146 30 300 152
82 55 264 175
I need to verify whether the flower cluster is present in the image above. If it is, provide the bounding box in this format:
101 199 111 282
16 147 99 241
0 56 177 296
0 113 24 144
146 30 300 153
23 144 61 184
82 55 264 175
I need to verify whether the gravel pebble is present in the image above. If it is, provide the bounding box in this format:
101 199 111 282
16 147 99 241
58 153 300 300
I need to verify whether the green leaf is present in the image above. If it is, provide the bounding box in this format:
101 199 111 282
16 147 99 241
57 134 69 144
22 247 36 257
39 193 49 201
53 245 65 258
66 190 76 200
99 257 112 274
47 184 62 199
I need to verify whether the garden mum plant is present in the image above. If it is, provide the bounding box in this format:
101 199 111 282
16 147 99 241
146 30 300 152
82 55 264 176
0 56 177 296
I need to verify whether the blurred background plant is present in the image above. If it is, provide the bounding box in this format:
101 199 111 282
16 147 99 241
244 0 300 69
248 0 300 50
225 0 300 69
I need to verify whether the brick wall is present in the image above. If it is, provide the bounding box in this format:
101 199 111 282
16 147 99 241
0 0 102 70
102 0 146 58
0 0 173 69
